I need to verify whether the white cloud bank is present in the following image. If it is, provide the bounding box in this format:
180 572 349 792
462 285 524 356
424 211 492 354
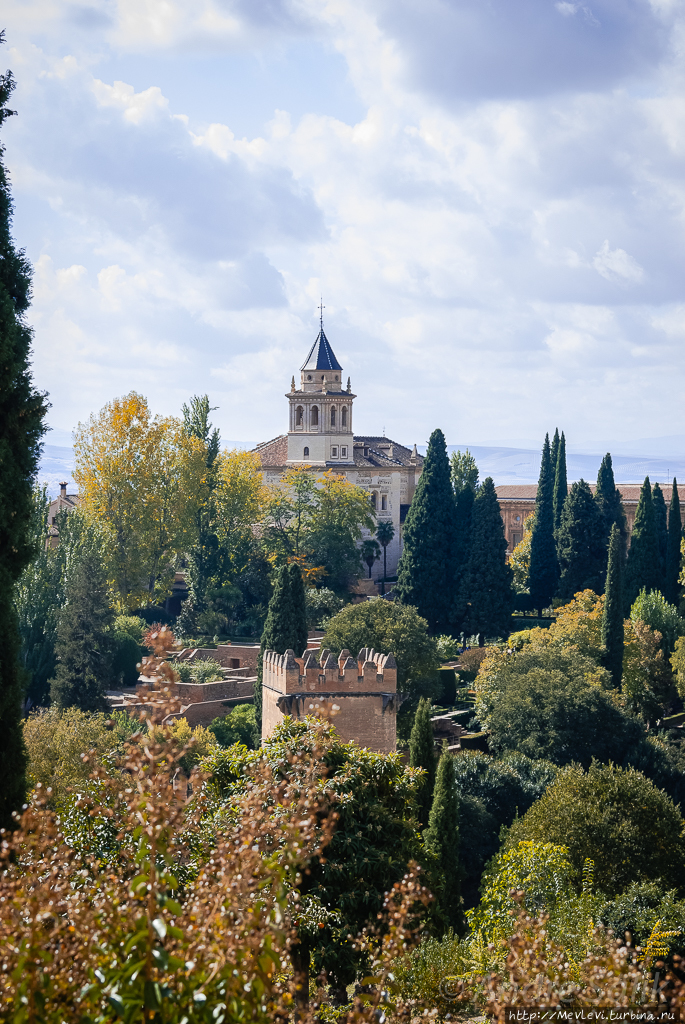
3 0 685 449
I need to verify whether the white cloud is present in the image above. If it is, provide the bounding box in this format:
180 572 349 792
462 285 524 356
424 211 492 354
593 240 646 284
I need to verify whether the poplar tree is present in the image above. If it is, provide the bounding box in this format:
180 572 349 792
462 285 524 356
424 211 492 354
553 430 568 537
556 480 606 601
409 697 437 828
624 477 660 611
602 524 624 689
666 479 682 606
528 434 558 615
0 55 49 828
256 563 308 733
595 454 628 568
424 749 463 934
461 477 513 643
396 428 457 634
652 482 668 593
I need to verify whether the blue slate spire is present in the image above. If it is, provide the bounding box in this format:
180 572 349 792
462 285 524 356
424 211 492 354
301 328 343 372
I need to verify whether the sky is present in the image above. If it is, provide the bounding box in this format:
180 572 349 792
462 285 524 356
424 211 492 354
3 0 685 452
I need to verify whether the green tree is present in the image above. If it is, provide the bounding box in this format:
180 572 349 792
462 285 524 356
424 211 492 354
460 477 513 644
653 482 669 593
556 480 606 602
625 477 661 610
595 453 628 568
208 704 258 749
361 538 381 578
376 519 395 595
550 428 560 488
0 57 49 827
304 586 343 630
306 471 376 593
49 549 115 712
450 449 479 495
409 697 437 827
553 429 568 536
453 485 475 631
528 434 558 615
424 749 463 934
396 428 458 634
321 599 439 699
666 479 682 606
602 524 624 688
630 588 685 655
506 762 685 895
256 562 308 732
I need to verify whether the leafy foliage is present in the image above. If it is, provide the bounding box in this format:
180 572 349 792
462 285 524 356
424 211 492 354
305 586 344 629
450 448 479 495
556 479 606 601
409 697 436 827
595 452 628 571
625 476 661 610
209 704 258 749
256 562 308 730
510 511 534 594
424 750 463 934
631 588 685 654
460 477 513 641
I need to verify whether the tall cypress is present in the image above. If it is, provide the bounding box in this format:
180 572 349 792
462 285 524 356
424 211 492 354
595 453 628 570
396 428 457 634
602 524 624 689
550 429 560 497
424 749 463 934
257 563 308 734
409 696 437 828
453 486 475 634
624 477 661 611
528 434 558 616
553 430 568 536
0 54 49 828
557 480 606 602
652 482 668 594
461 477 513 644
665 479 682 606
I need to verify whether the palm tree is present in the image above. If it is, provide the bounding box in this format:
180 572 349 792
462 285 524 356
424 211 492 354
361 539 381 579
376 520 395 594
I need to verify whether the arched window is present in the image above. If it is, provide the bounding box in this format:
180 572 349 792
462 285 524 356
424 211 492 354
370 491 378 509
331 407 336 426
296 405 303 426
381 495 387 511
311 406 319 426
341 407 347 427
304 447 309 457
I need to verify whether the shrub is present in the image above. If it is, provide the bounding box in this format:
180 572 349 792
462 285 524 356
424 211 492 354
176 657 223 684
111 629 142 687
631 588 685 654
305 586 344 629
209 703 258 749
113 614 147 645
436 634 460 661
506 762 685 895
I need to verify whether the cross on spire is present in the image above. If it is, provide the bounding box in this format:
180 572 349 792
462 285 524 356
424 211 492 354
319 298 325 328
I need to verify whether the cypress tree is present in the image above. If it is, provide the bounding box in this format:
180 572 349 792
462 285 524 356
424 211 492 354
424 749 463 934
528 434 558 615
652 482 668 594
49 550 114 712
556 480 606 602
624 477 661 611
553 430 568 537
665 479 682 606
595 454 628 570
461 477 513 644
0 54 49 828
550 428 560 489
409 696 436 828
256 563 308 734
396 428 458 634
602 524 624 688
452 486 475 634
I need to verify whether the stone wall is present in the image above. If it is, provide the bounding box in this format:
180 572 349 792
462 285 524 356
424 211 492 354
262 646 397 754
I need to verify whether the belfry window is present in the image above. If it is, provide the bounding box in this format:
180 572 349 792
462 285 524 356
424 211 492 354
304 447 309 457
341 407 347 427
311 406 319 426
381 495 387 511
331 407 336 426
296 405 303 426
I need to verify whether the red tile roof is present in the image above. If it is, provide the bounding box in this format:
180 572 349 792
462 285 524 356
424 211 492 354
496 483 680 504
253 435 288 467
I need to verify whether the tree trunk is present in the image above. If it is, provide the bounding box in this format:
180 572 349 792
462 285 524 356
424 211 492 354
290 945 310 1014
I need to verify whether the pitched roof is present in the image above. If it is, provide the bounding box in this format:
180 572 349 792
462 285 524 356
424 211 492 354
353 437 424 468
495 483 681 504
253 435 288 467
301 329 342 371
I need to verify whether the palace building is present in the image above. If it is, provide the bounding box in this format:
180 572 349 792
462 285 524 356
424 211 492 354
253 326 424 579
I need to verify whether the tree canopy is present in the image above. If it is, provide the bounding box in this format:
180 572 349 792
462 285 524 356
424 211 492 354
460 477 513 642
556 479 606 601
528 434 558 614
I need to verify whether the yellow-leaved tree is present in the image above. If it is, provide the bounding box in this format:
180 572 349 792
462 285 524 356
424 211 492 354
74 392 207 609
213 447 267 560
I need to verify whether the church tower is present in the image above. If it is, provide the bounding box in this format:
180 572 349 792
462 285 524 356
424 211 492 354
286 325 356 466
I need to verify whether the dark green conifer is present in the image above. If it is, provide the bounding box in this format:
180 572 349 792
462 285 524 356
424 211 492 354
0 55 49 827
553 430 568 537
550 429 560 487
602 524 624 689
396 428 457 634
461 477 513 643
557 480 606 602
409 696 436 828
652 482 668 594
424 749 463 934
256 563 308 733
528 435 558 615
49 550 114 712
665 479 682 606
595 454 628 571
624 477 661 611
452 486 474 634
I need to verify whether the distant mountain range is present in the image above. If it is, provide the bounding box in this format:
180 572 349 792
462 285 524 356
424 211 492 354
37 435 685 497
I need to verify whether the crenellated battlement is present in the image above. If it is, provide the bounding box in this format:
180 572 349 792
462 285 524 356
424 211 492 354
261 646 398 753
